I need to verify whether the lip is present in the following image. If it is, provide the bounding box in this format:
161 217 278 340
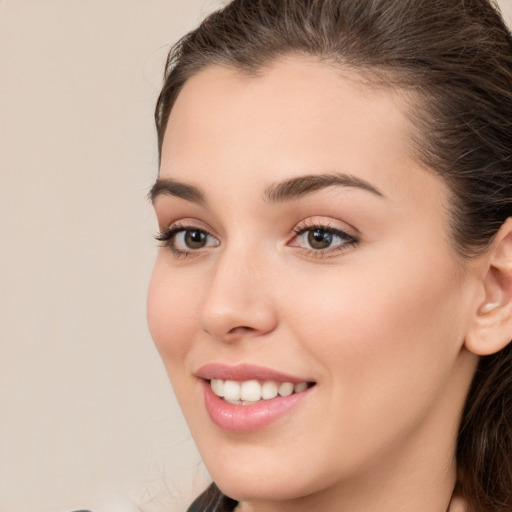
196 363 312 383
196 363 316 433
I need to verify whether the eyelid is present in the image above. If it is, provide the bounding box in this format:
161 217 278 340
157 216 214 234
291 217 359 238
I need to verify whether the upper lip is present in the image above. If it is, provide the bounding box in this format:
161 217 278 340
196 363 313 383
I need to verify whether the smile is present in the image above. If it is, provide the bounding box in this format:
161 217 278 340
210 378 310 405
196 364 316 432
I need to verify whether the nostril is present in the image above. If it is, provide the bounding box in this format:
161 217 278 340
228 325 255 334
201 325 254 338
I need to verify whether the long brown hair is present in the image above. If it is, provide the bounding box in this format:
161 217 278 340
155 1 512 510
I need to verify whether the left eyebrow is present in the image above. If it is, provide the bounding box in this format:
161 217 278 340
264 172 384 202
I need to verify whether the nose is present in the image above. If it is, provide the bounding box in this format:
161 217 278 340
199 247 278 342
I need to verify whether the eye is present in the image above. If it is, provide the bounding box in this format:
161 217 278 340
176 229 211 250
155 224 220 257
305 228 337 250
290 223 358 257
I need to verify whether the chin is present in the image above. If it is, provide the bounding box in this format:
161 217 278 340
200 445 331 504
214 473 311 504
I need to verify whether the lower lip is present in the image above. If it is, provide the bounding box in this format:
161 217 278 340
201 380 313 433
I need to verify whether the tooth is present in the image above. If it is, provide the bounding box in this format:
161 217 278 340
240 380 262 402
223 380 241 401
211 379 224 397
294 382 307 393
212 378 308 403
261 381 278 400
224 398 241 405
278 382 294 397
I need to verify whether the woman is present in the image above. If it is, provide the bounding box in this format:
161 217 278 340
147 1 512 511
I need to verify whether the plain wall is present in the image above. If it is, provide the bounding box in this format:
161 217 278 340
1 1 511 512
0 2 218 511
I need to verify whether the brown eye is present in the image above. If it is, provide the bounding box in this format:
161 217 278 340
289 223 358 257
184 229 208 249
308 229 334 249
156 225 220 256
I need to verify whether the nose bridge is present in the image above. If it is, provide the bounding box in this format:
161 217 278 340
199 241 277 340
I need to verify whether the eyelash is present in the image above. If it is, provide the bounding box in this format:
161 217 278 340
155 223 217 258
155 222 359 259
291 222 359 258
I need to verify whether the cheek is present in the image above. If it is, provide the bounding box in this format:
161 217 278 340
275 265 468 473
282 246 468 409
147 258 199 364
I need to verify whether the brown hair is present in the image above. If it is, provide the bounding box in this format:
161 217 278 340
155 1 512 510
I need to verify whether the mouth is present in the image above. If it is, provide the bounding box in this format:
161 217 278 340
196 364 317 432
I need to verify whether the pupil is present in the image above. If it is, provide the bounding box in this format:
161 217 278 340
308 229 332 249
185 230 206 249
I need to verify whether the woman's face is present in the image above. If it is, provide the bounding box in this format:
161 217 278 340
148 58 479 509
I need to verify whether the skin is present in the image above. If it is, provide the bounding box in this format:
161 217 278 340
147 57 483 512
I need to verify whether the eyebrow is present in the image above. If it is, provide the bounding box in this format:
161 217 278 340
149 177 206 205
149 171 384 205
264 172 384 202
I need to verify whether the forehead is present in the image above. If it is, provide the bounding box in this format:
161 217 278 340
160 57 442 209
166 57 412 142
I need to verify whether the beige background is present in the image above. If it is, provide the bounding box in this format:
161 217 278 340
1 1 511 512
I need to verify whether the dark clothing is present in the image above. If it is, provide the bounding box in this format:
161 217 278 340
187 484 238 512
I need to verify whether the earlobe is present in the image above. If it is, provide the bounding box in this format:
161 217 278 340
465 218 512 356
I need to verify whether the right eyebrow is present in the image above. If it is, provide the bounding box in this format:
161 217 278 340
148 177 206 205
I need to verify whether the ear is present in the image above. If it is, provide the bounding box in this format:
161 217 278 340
465 217 512 356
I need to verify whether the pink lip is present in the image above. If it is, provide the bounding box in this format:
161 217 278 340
196 364 315 433
196 363 312 383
